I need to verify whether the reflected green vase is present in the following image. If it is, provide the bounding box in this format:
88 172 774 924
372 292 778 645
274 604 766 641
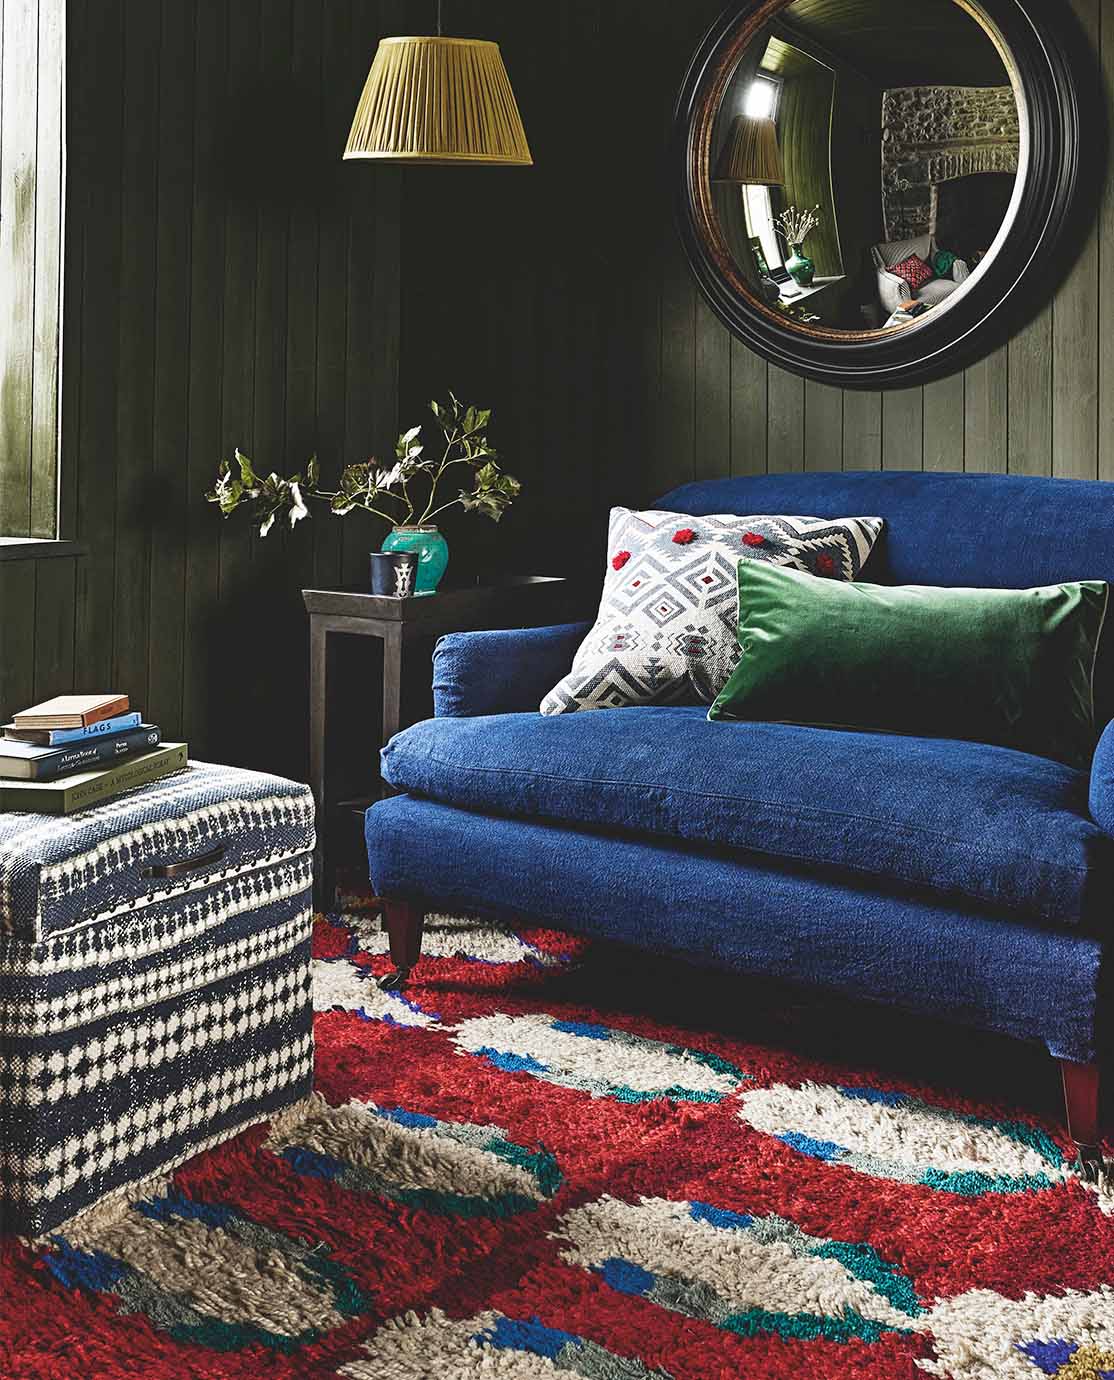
381 526 449 593
786 243 815 287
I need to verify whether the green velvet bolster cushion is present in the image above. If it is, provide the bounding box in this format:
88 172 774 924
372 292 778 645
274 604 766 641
708 562 1109 768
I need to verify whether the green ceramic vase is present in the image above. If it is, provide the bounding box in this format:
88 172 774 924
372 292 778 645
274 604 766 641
381 526 449 593
785 243 815 287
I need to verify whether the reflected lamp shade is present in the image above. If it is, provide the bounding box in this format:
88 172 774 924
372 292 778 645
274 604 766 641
713 116 784 185
343 36 533 166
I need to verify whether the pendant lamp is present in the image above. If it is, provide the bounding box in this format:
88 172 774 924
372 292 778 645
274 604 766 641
713 116 784 186
343 1 533 166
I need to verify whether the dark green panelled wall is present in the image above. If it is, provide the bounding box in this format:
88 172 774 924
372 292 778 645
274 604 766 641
21 0 407 776
2 0 1111 777
402 0 1110 573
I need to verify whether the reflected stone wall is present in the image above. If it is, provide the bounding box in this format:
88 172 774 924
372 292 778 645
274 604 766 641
881 86 1019 241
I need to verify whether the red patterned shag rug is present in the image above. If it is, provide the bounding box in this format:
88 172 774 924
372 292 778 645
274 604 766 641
2 902 1113 1380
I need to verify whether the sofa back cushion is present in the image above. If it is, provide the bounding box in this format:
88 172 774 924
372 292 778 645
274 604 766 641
657 470 1114 727
872 233 933 268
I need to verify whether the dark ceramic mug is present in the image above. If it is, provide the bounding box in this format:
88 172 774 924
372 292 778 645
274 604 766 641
370 550 419 598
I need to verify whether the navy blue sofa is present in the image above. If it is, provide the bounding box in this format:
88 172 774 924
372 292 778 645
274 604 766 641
365 471 1114 1171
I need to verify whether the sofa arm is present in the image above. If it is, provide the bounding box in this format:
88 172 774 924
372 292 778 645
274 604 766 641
877 269 909 316
432 621 591 718
1089 718 1114 835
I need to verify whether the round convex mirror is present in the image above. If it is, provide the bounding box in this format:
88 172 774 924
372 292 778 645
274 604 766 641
676 0 1094 387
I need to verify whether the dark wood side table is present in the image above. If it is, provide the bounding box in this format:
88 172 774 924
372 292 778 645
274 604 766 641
303 576 573 907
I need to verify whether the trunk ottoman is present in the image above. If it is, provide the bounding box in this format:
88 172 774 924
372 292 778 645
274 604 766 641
0 760 316 1237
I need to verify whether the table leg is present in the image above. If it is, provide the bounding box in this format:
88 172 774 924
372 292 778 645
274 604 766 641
309 618 334 911
382 624 404 747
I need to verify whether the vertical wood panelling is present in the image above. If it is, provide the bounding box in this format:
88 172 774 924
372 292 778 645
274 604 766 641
1100 0 1114 482
112 0 161 713
72 0 124 691
658 254 697 495
881 388 923 470
181 0 227 756
963 345 1008 472
0 556 77 722
923 375 965 471
842 391 882 469
147 0 196 735
310 0 349 592
0 564 39 718
31 555 76 698
15 0 1114 772
55 0 401 777
1006 306 1053 475
803 382 843 470
777 62 841 279
243 0 295 765
210 0 260 765
729 338 768 475
767 367 805 470
1052 0 1101 480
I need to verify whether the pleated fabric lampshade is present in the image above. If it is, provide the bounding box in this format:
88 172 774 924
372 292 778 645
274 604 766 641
713 116 784 185
343 36 533 166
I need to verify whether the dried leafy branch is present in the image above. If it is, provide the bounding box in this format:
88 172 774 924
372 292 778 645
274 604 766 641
206 394 521 538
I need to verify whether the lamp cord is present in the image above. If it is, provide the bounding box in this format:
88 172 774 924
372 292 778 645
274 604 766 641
437 0 443 35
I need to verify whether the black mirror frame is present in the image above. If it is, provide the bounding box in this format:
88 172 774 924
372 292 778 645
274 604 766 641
675 0 1100 389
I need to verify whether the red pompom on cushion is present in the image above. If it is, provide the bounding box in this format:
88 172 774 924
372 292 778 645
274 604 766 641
612 551 632 570
742 532 766 548
815 553 836 577
891 254 935 293
672 528 696 545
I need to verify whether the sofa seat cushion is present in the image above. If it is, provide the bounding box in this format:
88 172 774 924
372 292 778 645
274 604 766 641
917 277 960 306
380 707 1113 930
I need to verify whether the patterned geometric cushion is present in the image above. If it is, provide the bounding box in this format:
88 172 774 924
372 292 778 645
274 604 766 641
891 253 935 294
539 508 883 713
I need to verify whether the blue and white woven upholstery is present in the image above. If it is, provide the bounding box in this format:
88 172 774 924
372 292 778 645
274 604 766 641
0 761 316 1236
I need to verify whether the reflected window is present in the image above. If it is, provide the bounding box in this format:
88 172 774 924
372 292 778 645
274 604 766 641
745 75 780 119
742 76 784 273
743 184 783 275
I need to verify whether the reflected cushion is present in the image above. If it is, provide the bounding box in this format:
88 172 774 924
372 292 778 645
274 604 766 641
540 507 883 713
892 253 935 293
709 562 1109 769
874 233 933 267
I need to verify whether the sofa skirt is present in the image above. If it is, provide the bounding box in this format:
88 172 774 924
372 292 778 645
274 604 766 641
366 794 1106 1067
0 853 314 1237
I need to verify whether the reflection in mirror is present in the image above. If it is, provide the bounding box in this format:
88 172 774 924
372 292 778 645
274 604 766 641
710 0 1021 334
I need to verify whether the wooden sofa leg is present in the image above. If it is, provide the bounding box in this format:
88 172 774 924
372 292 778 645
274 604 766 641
1059 1059 1103 1181
378 899 424 991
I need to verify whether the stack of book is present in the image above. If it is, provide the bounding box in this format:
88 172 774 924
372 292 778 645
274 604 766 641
0 695 187 813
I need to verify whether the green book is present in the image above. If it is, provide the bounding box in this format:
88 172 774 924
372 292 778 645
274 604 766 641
0 743 188 815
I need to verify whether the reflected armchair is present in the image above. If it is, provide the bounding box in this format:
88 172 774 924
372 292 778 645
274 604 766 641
872 233 970 316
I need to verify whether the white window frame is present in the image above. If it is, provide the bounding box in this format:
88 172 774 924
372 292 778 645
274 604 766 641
741 74 784 275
